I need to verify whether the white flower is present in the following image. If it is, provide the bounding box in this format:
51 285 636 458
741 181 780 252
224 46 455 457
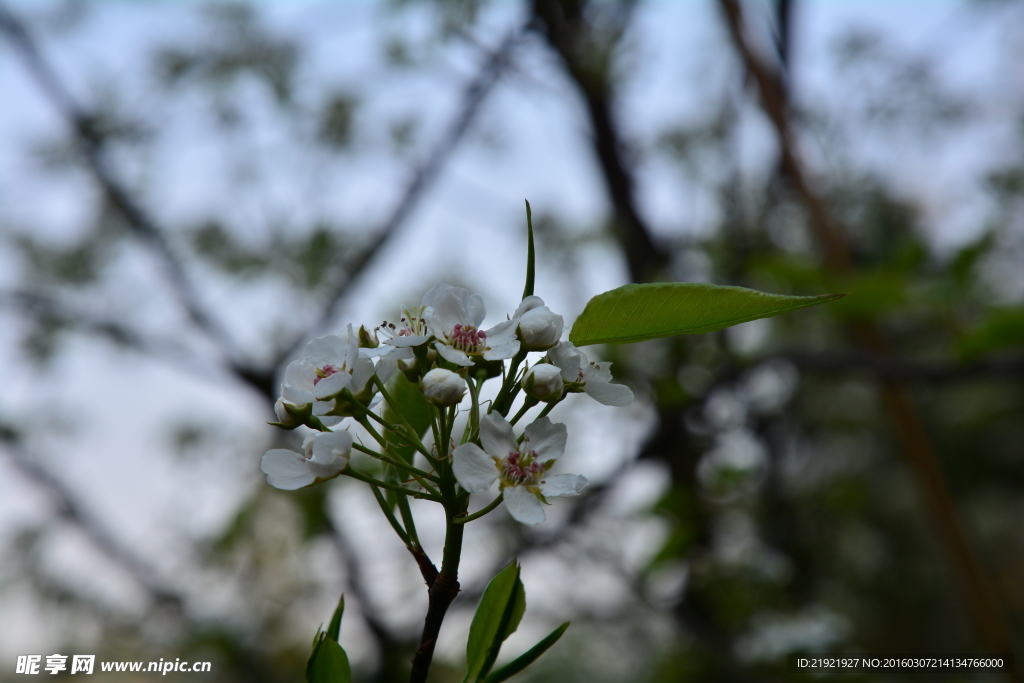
521 364 564 402
453 413 587 526
422 283 520 367
261 430 352 490
376 303 431 349
547 341 633 407
513 296 564 350
421 368 467 406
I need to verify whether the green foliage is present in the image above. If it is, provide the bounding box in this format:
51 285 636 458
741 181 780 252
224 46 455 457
464 561 526 682
569 282 845 346
306 595 351 683
382 373 432 463
481 622 570 683
957 306 1024 359
305 634 351 683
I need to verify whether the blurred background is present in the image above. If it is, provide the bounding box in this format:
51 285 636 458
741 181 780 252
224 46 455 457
2 0 1023 681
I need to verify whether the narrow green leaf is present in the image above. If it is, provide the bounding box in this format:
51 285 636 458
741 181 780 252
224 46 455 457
569 282 847 346
481 622 570 683
465 561 526 682
382 373 431 463
523 199 535 300
305 632 352 683
326 594 345 642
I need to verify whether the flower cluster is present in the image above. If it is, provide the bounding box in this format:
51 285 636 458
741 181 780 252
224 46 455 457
261 283 632 526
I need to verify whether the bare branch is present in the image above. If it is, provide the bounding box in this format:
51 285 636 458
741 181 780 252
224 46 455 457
530 0 670 283
0 3 242 363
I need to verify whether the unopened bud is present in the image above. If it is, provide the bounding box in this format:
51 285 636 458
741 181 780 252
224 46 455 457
358 325 379 348
521 363 564 402
420 368 467 406
272 398 310 429
515 297 564 350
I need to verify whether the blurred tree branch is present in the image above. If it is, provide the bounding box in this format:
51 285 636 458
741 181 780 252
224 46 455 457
0 435 185 609
0 2 244 366
718 0 1017 666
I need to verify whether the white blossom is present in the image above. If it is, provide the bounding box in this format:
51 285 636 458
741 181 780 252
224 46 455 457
453 413 587 525
421 368 467 406
521 363 564 402
261 430 352 490
422 283 520 367
513 296 564 350
547 341 633 407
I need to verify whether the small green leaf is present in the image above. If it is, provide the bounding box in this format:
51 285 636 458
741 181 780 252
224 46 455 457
326 594 345 642
305 633 352 683
523 199 535 300
383 373 431 463
569 282 846 346
481 622 570 683
465 561 526 682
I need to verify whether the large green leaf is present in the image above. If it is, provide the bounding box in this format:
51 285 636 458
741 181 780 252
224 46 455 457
464 561 526 682
569 282 846 346
305 633 351 683
382 372 431 463
481 622 570 683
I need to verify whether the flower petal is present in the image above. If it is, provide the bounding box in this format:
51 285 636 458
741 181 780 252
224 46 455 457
583 360 614 384
313 370 353 400
479 412 518 459
482 338 520 362
375 357 397 385
425 286 467 336
261 449 315 490
583 380 634 407
513 295 546 317
303 334 348 367
388 334 430 348
435 342 474 367
466 293 486 328
420 282 455 308
309 431 351 477
484 318 518 343
350 357 376 392
523 417 567 461
504 486 546 525
453 444 499 492
539 473 588 498
548 341 583 382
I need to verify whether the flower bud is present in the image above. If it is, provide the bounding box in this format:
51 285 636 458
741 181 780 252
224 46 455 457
521 363 564 402
357 325 379 348
271 398 310 429
420 368 467 406
514 296 564 350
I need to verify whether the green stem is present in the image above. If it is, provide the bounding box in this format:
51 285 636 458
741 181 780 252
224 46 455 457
491 348 528 416
351 442 438 487
453 491 504 524
509 397 539 426
370 485 410 545
372 375 433 460
343 468 442 503
396 493 422 547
